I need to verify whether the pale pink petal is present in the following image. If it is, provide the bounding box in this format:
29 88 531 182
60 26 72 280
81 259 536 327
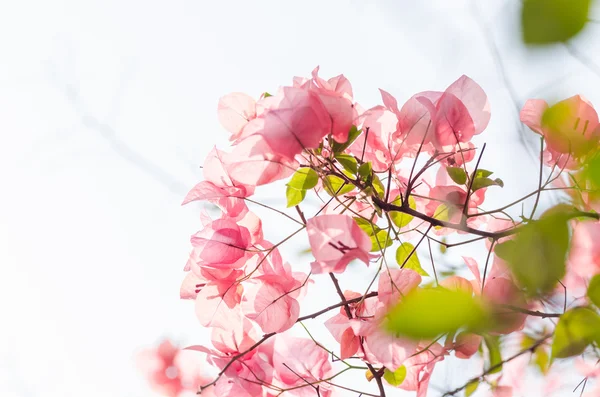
444 75 491 135
377 268 422 307
364 328 418 371
218 92 257 139
306 214 372 274
520 99 548 135
241 281 299 333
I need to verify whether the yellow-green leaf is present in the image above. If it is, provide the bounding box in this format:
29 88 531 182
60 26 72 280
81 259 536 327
336 154 358 175
396 242 429 276
551 307 600 359
386 287 489 339
447 166 467 185
522 0 591 45
383 366 407 387
371 229 393 252
331 125 361 153
323 175 354 196
286 186 306 208
389 195 416 228
495 206 570 296
287 168 319 190
587 274 600 308
465 380 479 396
483 334 502 374
358 162 372 180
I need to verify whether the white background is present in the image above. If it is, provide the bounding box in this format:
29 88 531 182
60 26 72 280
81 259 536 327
2 0 600 396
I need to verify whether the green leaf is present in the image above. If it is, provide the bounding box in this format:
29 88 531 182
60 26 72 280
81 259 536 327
262 92 272 98
354 217 379 236
386 287 489 339
323 175 354 196
331 125 362 153
522 0 591 44
465 380 479 396
396 243 429 276
372 174 386 198
389 195 416 228
432 203 457 227
383 366 407 386
358 162 372 180
587 275 600 308
472 169 494 179
534 348 550 374
335 154 358 175
551 307 600 359
495 206 570 296
371 229 393 252
287 168 319 190
447 167 467 185
286 186 306 208
483 334 502 374
471 177 504 192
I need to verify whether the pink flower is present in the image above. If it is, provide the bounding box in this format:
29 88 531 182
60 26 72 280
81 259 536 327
306 214 372 274
395 342 446 397
218 92 257 141
520 95 600 162
222 134 297 186
187 217 253 270
137 340 211 397
377 268 422 308
395 75 490 150
452 332 482 359
272 335 334 397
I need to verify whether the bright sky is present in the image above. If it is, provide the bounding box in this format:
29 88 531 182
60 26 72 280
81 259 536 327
2 0 600 396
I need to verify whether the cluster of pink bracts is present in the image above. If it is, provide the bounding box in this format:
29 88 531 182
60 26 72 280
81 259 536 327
138 68 600 397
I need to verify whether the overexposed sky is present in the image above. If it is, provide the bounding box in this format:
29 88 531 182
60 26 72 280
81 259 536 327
1 1 600 396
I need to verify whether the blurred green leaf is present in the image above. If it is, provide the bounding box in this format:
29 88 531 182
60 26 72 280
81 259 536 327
522 0 591 44
287 168 319 190
286 186 306 208
358 162 373 180
588 275 600 308
383 365 407 386
323 175 354 196
447 166 467 185
396 242 429 276
495 207 570 296
371 229 393 252
389 195 416 228
336 154 358 175
465 380 479 396
483 334 503 374
331 125 361 153
372 174 386 198
386 287 489 339
552 307 600 359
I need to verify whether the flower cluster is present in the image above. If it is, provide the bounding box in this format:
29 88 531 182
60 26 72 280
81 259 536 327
139 68 600 397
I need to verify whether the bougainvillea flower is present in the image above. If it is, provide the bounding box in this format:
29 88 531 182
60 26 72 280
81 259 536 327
223 134 297 186
137 340 212 397
188 218 252 270
218 92 257 142
306 214 372 274
377 268 422 308
520 95 600 159
272 335 334 397
395 75 490 149
394 342 446 397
